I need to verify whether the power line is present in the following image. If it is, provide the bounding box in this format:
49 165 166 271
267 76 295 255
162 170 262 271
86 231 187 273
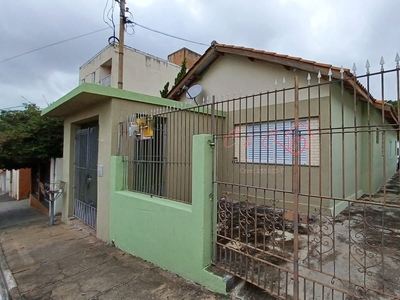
0 28 110 64
0 21 209 65
0 105 25 111
131 21 209 47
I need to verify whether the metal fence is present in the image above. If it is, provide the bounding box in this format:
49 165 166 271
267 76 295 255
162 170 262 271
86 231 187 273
213 64 400 299
118 104 219 203
118 59 400 299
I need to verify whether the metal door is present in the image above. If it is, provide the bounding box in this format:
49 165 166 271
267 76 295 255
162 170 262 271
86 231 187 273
73 125 99 229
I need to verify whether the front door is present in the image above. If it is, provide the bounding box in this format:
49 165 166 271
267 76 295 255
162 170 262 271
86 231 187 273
73 125 99 229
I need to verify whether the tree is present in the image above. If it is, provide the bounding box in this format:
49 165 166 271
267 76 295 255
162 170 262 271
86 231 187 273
159 82 170 98
159 58 187 98
0 104 64 170
387 100 398 115
174 58 187 86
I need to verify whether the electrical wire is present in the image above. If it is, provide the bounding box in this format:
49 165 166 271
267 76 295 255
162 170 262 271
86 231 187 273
0 28 110 65
131 21 209 46
0 105 25 111
103 0 118 45
103 0 113 30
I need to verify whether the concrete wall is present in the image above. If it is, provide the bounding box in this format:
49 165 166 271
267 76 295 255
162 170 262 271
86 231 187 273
179 54 330 105
215 96 330 213
61 97 171 241
168 47 201 69
6 170 11 194
9 169 31 200
61 100 111 241
109 135 226 294
50 158 64 215
330 85 397 214
79 46 180 97
0 171 6 193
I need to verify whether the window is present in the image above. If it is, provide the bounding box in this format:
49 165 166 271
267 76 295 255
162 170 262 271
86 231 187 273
91 72 96 84
234 118 319 166
133 115 167 196
390 141 393 158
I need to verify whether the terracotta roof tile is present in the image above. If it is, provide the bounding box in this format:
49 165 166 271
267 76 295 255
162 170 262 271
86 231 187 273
315 62 332 68
273 54 288 58
299 58 316 64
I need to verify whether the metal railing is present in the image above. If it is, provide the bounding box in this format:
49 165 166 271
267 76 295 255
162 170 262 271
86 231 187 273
117 59 400 299
99 74 111 87
118 105 219 203
73 198 97 229
213 66 400 299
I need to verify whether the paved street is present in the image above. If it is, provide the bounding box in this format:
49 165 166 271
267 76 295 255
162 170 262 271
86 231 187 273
0 196 226 300
0 195 44 229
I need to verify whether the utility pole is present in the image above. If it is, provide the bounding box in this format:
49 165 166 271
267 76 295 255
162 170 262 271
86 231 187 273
117 0 126 89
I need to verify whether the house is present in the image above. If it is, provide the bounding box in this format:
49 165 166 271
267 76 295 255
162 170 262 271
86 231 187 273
41 84 228 294
79 45 192 97
167 43 398 216
42 43 399 298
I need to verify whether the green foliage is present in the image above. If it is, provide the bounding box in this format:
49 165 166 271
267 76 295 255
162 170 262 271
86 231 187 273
0 104 63 170
174 58 187 86
387 100 398 114
159 82 170 98
159 58 187 98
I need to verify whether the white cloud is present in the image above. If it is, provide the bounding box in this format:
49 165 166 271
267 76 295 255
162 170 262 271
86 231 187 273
0 0 398 108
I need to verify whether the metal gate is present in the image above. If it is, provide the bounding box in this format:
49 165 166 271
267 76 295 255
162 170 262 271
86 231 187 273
213 65 400 299
73 125 99 229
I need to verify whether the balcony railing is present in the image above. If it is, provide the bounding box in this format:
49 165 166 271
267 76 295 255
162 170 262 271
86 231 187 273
99 74 111 87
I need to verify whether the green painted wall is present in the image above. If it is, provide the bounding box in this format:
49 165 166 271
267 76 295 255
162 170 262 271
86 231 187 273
109 135 226 294
330 84 397 214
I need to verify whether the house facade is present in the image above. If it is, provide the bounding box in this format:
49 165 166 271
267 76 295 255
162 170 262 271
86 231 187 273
79 45 181 97
167 43 398 216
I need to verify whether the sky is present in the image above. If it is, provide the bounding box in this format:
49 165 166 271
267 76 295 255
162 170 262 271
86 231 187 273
0 0 399 109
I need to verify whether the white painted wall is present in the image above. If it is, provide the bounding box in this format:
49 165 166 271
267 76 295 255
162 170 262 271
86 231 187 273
79 45 180 97
49 158 64 215
10 170 19 200
6 170 11 193
0 172 6 193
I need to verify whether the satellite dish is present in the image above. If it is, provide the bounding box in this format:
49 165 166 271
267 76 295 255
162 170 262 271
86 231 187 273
186 84 202 99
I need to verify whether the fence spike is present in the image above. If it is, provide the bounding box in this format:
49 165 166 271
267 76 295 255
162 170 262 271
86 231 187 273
380 56 385 71
328 68 332 81
365 60 370 74
395 53 400 68
307 73 311 85
352 63 357 76
340 66 344 79
317 71 321 83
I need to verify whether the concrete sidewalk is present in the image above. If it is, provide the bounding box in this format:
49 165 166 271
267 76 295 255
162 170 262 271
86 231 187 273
0 215 226 300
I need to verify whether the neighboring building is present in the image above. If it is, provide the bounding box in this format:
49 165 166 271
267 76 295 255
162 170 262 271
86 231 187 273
168 47 201 69
6 169 31 200
79 45 182 97
167 43 398 216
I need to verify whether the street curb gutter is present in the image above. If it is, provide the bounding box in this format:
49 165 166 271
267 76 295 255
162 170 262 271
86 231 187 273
0 245 21 300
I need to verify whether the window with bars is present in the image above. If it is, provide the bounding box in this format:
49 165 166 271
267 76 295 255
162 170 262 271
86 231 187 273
234 119 319 166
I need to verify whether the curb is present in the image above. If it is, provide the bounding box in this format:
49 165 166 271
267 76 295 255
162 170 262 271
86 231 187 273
0 245 21 300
